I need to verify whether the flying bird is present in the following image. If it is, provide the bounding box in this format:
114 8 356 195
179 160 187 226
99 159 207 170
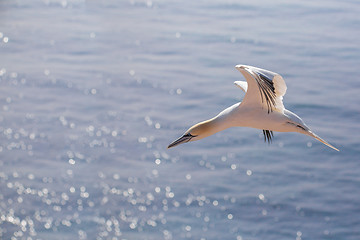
168 65 339 151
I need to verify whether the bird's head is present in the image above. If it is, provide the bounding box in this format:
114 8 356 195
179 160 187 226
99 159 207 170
167 120 214 149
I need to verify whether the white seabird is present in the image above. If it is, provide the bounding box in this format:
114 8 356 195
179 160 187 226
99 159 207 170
168 65 339 151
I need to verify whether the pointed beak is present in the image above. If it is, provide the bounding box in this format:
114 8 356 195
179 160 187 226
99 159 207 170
167 134 193 149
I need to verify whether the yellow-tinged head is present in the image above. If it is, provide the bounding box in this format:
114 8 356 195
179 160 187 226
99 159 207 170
167 119 219 149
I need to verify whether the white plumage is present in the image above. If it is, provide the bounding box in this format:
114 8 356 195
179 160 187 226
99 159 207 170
168 65 339 151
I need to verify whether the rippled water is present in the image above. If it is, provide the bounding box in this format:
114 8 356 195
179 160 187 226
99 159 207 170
1 0 360 239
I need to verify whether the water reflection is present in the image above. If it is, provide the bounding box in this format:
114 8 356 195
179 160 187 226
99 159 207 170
0 0 358 239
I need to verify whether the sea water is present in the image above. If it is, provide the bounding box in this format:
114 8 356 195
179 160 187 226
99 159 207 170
0 0 359 239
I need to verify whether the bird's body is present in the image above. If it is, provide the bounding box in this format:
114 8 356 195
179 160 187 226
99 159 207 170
168 65 339 151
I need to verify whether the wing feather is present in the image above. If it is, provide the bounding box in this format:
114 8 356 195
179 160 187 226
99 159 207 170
234 81 248 92
263 130 274 142
235 65 287 113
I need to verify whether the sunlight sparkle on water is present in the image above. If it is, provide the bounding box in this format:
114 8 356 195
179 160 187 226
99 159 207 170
0 0 357 239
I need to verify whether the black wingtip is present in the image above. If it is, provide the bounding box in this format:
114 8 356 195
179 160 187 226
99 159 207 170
262 130 274 143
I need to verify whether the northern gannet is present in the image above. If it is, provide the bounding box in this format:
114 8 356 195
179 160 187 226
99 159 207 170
168 65 339 151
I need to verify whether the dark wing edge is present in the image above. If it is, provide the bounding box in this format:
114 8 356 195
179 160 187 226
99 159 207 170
262 130 274 143
236 65 285 113
253 70 276 113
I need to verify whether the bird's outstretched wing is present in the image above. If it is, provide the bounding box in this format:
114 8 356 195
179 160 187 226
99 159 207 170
235 65 287 113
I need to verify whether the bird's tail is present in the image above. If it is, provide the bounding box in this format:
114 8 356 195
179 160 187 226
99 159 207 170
307 131 339 151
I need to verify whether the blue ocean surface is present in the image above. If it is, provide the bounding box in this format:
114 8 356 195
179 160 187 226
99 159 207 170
0 0 359 239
